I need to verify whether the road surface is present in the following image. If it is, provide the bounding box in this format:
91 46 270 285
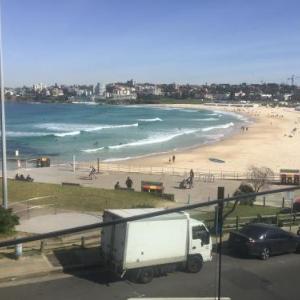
1 252 299 300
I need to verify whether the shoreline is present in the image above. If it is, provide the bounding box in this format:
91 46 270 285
108 104 300 174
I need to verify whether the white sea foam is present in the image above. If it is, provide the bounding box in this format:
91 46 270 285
81 147 105 153
204 112 219 116
137 117 163 122
72 101 97 105
54 131 81 137
35 123 138 134
210 110 249 122
202 122 234 132
6 131 52 137
192 118 219 121
108 129 198 150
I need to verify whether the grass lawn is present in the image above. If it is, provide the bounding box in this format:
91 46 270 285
0 180 167 212
192 204 281 222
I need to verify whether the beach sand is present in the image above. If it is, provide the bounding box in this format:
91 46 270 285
117 104 300 174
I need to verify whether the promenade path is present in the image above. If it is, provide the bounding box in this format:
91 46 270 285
8 165 241 205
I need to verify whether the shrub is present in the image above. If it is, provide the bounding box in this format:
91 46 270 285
0 207 19 234
233 183 256 206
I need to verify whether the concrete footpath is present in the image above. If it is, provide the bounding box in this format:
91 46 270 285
0 247 103 283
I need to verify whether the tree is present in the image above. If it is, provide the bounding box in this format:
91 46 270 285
247 166 274 192
0 207 19 234
233 183 256 206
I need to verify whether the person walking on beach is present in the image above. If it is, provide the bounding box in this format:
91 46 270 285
172 155 176 163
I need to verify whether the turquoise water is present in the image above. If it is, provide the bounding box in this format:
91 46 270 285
4 102 246 163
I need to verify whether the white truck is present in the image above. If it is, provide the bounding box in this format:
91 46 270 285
101 208 212 283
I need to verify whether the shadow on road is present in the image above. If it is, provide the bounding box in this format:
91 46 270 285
47 246 122 285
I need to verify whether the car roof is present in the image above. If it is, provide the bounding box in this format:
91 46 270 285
243 223 278 230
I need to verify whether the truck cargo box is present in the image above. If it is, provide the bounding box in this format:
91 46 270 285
102 209 189 272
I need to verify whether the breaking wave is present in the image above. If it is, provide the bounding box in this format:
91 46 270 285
202 122 235 132
81 147 105 153
192 118 219 121
108 129 198 150
137 117 163 122
34 122 139 137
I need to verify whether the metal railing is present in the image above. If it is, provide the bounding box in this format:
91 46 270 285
1 185 299 248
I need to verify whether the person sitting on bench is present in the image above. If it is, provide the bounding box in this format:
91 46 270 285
114 181 120 190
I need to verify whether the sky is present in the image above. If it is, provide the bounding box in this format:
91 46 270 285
2 0 300 86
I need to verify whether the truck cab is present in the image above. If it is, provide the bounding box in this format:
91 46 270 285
189 218 212 262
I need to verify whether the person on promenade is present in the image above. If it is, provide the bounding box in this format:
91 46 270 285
188 169 194 189
190 169 194 180
89 166 97 180
114 181 120 190
126 176 133 189
172 155 176 163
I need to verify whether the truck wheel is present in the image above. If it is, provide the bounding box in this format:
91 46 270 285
186 256 203 273
138 267 154 284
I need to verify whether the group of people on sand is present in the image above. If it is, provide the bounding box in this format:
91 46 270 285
240 126 249 132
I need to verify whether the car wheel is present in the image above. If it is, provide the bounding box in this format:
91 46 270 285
138 267 154 284
186 256 203 273
260 247 270 260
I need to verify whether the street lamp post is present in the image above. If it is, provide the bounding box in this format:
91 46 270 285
0 4 8 209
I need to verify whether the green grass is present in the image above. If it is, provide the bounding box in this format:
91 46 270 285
0 180 167 212
192 204 280 222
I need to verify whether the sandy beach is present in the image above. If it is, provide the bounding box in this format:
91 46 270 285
116 104 300 174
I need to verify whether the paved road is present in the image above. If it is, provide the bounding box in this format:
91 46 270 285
1 252 300 300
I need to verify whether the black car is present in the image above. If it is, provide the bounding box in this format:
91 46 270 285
228 223 300 260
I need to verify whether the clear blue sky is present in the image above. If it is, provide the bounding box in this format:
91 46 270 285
2 0 300 86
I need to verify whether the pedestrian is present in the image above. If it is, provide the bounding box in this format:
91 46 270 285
169 157 171 164
172 155 176 163
190 169 194 179
89 166 97 179
114 181 120 190
126 176 133 189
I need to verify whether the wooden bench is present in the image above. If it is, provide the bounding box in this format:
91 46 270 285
141 181 164 195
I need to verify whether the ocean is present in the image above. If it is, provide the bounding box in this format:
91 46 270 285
4 102 246 164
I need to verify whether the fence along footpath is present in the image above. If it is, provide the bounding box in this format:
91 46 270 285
70 161 281 182
0 185 299 249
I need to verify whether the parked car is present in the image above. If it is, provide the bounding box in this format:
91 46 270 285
293 198 300 212
280 198 300 214
228 223 300 260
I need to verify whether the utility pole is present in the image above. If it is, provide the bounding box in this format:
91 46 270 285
217 186 225 300
0 2 8 209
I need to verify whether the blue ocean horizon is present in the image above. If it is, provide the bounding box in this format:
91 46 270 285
4 102 246 164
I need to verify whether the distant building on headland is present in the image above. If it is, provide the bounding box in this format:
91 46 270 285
105 83 137 100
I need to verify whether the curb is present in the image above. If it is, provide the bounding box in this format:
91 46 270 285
0 262 103 284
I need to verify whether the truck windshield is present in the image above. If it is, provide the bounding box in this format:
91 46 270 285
192 225 208 239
